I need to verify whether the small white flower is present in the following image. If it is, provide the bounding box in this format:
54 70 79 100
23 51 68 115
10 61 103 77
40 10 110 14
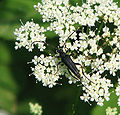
29 102 42 115
118 96 120 106
89 31 95 37
106 107 118 115
97 48 103 56
85 60 91 66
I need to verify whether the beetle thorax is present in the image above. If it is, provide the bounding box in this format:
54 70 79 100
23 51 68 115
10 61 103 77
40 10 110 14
58 49 66 58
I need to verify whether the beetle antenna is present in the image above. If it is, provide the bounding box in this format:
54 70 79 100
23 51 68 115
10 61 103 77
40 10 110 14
62 30 76 48
31 40 57 55
31 40 57 49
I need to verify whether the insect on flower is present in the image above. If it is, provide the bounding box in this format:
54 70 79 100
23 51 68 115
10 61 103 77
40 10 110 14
31 28 93 88
14 0 120 106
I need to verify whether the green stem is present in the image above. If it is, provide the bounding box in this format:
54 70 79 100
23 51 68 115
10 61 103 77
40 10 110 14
70 87 81 115
86 26 89 35
97 21 104 35
82 27 84 33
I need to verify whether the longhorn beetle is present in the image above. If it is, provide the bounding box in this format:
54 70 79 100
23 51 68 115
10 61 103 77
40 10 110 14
57 48 82 81
32 27 92 86
56 28 92 82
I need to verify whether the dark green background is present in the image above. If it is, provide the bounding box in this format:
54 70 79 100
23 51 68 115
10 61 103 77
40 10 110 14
0 0 120 115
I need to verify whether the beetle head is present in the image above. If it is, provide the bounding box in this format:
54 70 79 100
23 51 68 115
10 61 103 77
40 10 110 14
57 49 63 53
57 48 66 58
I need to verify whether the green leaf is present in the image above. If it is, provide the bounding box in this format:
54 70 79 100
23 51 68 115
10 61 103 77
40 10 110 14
0 42 11 65
0 86 16 113
0 65 18 93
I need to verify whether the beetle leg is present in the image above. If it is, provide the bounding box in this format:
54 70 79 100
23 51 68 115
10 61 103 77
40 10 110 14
47 49 55 55
75 63 95 84
67 68 79 80
54 62 61 75
67 69 90 91
74 63 80 65
55 56 60 58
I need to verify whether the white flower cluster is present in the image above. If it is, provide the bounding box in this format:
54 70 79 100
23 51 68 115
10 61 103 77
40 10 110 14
31 55 63 88
80 72 113 106
70 4 98 26
14 21 46 51
115 78 120 106
95 2 120 26
34 0 76 47
104 54 120 76
106 107 118 115
14 0 120 106
34 0 69 22
29 102 42 115
87 0 113 4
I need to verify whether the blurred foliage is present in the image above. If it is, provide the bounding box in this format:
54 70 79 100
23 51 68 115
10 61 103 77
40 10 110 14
0 0 120 115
